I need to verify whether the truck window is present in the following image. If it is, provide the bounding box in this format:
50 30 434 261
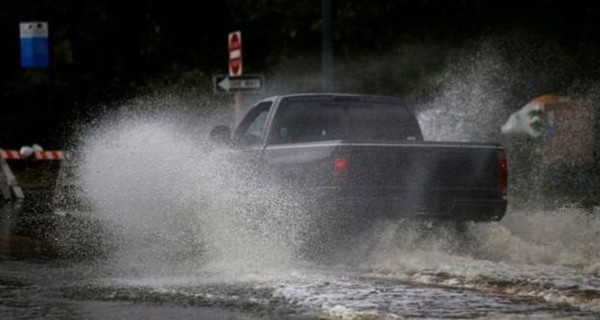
233 101 272 147
270 99 422 143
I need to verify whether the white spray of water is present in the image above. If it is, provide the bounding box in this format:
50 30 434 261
73 104 310 276
417 42 513 142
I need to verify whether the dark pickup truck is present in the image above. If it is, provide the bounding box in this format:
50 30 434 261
210 93 507 222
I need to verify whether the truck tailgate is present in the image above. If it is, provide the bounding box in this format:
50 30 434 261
345 142 499 192
262 140 506 220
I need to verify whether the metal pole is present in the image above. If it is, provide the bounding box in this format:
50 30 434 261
234 91 243 124
322 0 334 92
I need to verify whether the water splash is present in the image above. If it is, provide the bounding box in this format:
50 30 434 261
63 98 311 276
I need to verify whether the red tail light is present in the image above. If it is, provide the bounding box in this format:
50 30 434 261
334 157 348 171
498 150 508 197
333 156 349 184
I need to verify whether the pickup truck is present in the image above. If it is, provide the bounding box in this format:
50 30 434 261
209 93 507 224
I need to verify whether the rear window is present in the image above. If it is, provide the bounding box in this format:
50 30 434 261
270 99 422 144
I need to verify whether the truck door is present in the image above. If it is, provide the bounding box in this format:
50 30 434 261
231 101 273 165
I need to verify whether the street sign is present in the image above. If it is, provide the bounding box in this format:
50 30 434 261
213 74 264 93
20 22 49 68
228 31 242 77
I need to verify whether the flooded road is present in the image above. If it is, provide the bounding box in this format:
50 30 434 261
0 258 598 319
2 208 600 319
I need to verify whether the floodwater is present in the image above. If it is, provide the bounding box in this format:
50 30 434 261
3 214 600 320
1 215 600 320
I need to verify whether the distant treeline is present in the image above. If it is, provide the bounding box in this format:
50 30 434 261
2 0 600 148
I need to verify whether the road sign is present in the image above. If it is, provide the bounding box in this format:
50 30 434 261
228 31 242 77
213 74 264 93
20 22 49 68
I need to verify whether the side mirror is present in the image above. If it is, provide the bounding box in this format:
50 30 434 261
209 125 232 145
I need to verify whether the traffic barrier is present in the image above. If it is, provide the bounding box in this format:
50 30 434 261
1 147 70 259
35 150 66 161
0 149 67 161
0 150 21 160
1 148 67 201
1 157 23 201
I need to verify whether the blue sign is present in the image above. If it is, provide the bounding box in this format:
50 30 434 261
20 22 49 68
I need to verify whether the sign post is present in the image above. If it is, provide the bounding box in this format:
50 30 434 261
20 22 49 68
228 31 243 122
218 32 266 123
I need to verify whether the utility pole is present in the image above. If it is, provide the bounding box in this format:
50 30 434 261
322 0 334 92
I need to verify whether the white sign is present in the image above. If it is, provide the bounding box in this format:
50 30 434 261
20 22 49 38
213 75 264 93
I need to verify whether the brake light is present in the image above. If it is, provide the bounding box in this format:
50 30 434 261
333 156 349 184
334 157 348 171
498 150 508 197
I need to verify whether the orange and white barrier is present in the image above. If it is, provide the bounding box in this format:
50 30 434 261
0 150 21 160
1 146 68 201
34 150 66 161
0 149 66 161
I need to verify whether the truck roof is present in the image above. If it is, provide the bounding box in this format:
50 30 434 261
262 93 411 106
